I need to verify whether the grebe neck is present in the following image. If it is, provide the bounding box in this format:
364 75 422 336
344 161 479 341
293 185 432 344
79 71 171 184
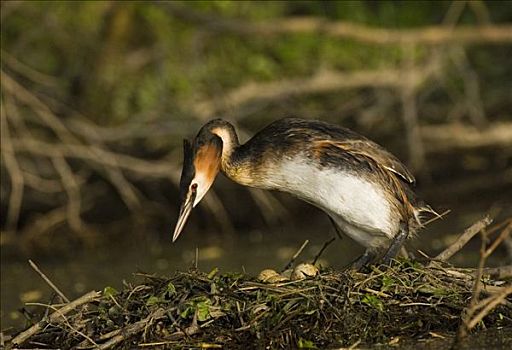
209 121 240 170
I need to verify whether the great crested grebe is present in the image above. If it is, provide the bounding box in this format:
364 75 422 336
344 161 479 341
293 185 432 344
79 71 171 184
173 118 435 268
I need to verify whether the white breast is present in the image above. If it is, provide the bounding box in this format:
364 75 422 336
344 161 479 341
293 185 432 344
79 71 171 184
263 157 399 248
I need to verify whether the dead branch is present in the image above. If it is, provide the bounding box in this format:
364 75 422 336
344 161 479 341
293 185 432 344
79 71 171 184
28 259 70 303
421 122 512 151
0 102 24 232
466 286 512 330
11 290 100 346
164 5 512 45
11 137 178 178
192 56 441 119
457 219 512 340
433 216 492 262
96 308 166 349
312 237 336 265
282 240 309 272
3 70 144 212
52 156 83 232
244 20 512 45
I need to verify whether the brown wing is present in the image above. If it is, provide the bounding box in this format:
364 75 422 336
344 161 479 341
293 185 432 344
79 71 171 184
312 139 416 185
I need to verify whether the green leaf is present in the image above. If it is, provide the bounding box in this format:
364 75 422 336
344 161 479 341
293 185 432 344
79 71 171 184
180 306 193 319
180 297 213 321
103 286 118 298
381 275 395 291
298 338 317 348
165 282 176 295
146 296 161 306
196 300 212 321
362 294 384 312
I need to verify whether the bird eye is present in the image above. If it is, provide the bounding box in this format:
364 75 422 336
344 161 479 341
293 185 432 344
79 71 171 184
191 183 198 191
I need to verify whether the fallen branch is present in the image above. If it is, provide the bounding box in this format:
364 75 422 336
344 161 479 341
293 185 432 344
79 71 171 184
11 290 100 346
433 216 492 262
97 308 166 350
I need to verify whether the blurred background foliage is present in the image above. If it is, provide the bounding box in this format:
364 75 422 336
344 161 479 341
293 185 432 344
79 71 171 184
1 0 511 254
3 0 511 126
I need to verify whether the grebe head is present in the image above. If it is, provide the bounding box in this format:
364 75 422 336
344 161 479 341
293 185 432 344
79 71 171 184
172 122 226 242
173 119 240 241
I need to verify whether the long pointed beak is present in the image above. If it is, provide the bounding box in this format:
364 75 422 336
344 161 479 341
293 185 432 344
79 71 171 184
172 197 194 242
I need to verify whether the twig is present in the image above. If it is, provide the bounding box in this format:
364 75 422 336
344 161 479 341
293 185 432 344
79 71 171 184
28 259 70 303
312 237 336 265
483 222 512 259
12 290 100 346
97 308 166 349
420 209 451 227
433 216 492 262
0 102 25 232
282 240 309 272
467 286 512 330
24 302 98 347
457 221 492 341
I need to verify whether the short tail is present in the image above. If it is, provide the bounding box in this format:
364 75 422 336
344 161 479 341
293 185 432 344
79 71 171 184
412 204 443 228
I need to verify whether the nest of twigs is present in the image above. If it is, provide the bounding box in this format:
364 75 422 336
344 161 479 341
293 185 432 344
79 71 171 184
7 217 512 349
9 260 512 349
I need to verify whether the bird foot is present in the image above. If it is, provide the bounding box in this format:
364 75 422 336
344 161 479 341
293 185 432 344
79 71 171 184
381 222 409 265
350 250 376 271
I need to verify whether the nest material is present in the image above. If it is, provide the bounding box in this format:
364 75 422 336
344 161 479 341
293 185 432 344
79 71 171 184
10 260 512 349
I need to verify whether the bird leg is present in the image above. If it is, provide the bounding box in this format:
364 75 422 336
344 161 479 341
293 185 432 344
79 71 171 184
351 249 376 271
328 216 344 240
381 222 409 265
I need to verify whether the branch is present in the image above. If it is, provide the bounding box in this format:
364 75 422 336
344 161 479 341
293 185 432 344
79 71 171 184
421 122 512 151
52 156 83 232
96 308 166 349
11 137 178 179
0 102 24 232
192 57 440 119
164 5 512 45
11 290 100 346
433 216 492 262
28 259 70 303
